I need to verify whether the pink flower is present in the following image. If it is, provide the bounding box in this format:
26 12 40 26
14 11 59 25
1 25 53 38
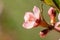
22 6 60 38
22 6 48 29
54 13 60 31
23 6 58 38
39 7 56 38
48 7 56 25
54 22 60 31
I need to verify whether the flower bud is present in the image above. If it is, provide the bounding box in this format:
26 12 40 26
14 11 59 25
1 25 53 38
39 29 49 38
48 7 56 25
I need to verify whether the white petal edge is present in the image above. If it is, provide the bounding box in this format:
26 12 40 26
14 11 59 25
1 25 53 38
33 6 40 19
58 13 60 21
22 21 35 29
55 22 60 31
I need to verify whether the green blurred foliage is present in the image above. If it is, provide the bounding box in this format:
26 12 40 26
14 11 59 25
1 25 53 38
41 0 60 12
0 0 59 40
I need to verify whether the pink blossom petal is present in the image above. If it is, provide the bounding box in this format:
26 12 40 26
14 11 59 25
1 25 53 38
48 7 56 19
24 12 35 22
58 13 60 21
48 7 56 25
55 22 60 31
22 21 36 29
48 7 55 16
33 6 40 19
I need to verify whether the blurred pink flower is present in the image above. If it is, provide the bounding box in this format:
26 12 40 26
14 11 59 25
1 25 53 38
55 22 60 31
48 7 56 25
39 7 56 38
22 6 48 29
22 6 40 29
54 13 60 31
22 6 59 38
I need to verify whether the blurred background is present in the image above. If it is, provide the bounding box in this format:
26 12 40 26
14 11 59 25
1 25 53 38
0 0 60 40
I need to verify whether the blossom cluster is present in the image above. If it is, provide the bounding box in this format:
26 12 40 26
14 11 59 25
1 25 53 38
22 6 60 38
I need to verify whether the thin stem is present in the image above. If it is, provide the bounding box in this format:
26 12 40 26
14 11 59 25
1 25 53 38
40 1 43 14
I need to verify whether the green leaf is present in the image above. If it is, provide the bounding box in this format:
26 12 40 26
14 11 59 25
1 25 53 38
41 0 60 12
53 0 60 11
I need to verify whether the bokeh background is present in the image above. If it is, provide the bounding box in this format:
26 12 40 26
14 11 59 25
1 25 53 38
0 0 60 40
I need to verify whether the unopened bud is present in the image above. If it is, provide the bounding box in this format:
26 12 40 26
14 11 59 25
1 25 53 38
39 29 49 38
48 7 56 25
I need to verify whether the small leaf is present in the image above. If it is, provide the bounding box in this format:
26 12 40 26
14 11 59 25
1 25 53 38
41 0 60 12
